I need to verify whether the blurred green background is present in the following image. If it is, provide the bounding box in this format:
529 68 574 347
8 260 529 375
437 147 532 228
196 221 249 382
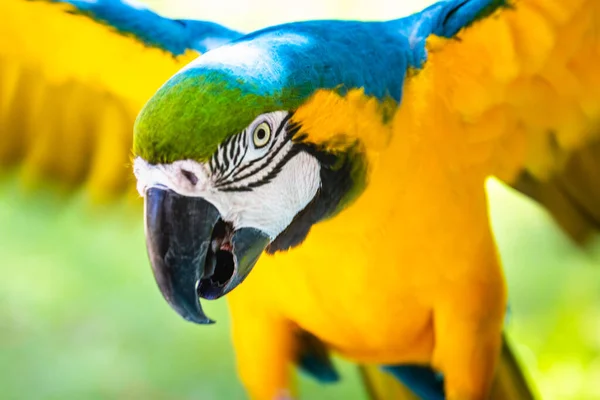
1 1 600 399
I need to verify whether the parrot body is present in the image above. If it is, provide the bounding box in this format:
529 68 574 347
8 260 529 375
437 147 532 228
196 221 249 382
222 0 599 394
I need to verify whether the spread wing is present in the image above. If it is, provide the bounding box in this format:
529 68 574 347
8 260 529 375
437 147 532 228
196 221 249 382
0 0 242 202
410 0 600 244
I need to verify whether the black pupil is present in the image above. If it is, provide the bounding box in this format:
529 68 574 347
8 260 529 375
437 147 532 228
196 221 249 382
256 128 266 140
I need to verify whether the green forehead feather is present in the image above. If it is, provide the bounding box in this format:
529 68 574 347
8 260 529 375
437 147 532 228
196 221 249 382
133 70 303 164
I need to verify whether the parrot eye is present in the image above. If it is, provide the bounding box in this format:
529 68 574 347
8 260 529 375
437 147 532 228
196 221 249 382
252 122 271 148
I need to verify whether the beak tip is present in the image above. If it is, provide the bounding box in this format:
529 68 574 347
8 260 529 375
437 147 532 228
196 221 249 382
167 293 216 325
183 314 216 325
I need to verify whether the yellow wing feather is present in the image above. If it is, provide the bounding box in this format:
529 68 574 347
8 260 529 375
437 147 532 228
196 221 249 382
422 0 600 242
0 0 198 202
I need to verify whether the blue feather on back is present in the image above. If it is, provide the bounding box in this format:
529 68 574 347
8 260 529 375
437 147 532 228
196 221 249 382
180 0 506 105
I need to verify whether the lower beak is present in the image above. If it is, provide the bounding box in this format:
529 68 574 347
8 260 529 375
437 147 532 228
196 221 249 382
144 187 270 324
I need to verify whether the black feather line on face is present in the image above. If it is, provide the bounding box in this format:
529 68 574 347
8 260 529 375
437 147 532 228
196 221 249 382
232 133 241 164
214 130 248 184
223 145 302 192
221 147 230 171
224 113 293 183
209 131 239 178
216 114 296 189
212 149 222 172
235 121 301 186
266 139 365 254
228 135 236 161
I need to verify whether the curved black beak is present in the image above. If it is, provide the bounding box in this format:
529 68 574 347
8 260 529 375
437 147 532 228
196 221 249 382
144 187 269 324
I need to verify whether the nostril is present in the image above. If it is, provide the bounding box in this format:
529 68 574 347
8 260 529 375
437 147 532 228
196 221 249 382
181 169 198 185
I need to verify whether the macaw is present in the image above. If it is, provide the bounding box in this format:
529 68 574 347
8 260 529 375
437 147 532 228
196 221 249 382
2 0 599 399
131 0 600 399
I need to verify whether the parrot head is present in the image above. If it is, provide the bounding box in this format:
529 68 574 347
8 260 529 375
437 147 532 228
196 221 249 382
133 23 401 324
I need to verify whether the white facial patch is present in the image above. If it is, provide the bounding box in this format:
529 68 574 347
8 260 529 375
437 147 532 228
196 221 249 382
133 112 321 239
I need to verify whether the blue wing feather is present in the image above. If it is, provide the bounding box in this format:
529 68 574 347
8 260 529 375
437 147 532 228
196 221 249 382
39 0 243 54
383 364 445 400
294 329 340 383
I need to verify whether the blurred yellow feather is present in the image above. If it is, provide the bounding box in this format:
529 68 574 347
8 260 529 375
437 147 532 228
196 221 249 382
421 0 600 243
0 0 199 201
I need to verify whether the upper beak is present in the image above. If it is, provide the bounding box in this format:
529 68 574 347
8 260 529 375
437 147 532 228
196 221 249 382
144 187 270 324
